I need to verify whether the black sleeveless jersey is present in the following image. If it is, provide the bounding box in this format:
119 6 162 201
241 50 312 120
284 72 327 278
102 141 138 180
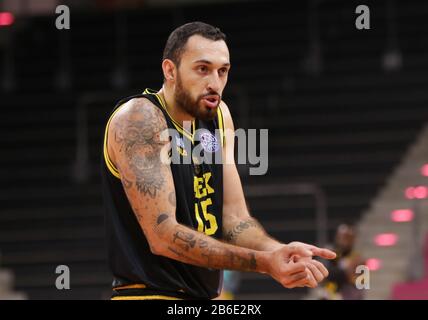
101 88 225 299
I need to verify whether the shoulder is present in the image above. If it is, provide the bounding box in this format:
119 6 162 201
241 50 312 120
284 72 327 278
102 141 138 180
219 100 231 118
110 96 167 129
219 100 234 130
107 97 168 163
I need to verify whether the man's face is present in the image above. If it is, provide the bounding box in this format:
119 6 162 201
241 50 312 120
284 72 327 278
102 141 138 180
173 35 230 121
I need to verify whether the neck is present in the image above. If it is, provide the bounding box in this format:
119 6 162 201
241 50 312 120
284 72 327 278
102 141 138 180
158 85 195 127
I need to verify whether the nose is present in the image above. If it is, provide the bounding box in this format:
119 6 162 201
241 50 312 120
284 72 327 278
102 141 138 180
207 73 221 94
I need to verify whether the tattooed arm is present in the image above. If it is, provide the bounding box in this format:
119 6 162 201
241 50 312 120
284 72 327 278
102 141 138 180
220 101 283 251
220 102 336 267
107 97 314 283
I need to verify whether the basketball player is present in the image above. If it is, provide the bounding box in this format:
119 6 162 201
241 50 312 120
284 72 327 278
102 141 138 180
102 22 336 300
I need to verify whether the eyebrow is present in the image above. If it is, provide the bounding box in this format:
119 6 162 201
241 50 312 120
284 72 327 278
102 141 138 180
194 59 231 67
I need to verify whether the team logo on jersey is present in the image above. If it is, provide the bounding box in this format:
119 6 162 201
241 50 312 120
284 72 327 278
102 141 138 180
175 136 185 148
175 136 187 156
199 130 219 153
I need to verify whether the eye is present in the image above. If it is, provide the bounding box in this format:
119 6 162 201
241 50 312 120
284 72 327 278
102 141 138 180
198 65 208 73
218 68 228 76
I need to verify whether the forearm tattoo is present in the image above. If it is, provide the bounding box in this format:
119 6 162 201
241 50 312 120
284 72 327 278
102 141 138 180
224 218 265 244
169 226 257 271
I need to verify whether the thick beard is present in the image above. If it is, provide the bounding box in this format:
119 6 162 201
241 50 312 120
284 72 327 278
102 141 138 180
174 73 219 122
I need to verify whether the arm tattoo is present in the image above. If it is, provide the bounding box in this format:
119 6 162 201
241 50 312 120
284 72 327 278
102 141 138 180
227 251 257 270
167 246 201 265
224 218 265 244
115 100 168 198
168 241 258 271
201 246 257 271
168 191 176 207
152 213 171 237
197 239 209 248
157 213 169 225
168 226 258 271
173 230 197 251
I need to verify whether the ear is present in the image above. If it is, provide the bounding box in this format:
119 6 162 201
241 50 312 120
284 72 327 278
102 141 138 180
162 59 176 82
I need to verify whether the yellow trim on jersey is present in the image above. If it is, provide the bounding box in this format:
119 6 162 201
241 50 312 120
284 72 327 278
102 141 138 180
103 104 127 179
217 105 225 148
144 88 195 142
111 295 183 300
113 284 147 291
155 91 194 142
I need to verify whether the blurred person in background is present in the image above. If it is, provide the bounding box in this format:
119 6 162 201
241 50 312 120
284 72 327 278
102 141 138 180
317 224 365 300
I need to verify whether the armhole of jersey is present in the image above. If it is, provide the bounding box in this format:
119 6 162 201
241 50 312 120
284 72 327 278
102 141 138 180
217 105 225 148
103 106 123 180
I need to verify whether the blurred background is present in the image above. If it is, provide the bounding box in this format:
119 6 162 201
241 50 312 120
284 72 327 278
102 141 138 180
0 0 427 300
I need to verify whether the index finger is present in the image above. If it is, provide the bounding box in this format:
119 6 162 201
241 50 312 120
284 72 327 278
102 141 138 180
310 247 336 260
